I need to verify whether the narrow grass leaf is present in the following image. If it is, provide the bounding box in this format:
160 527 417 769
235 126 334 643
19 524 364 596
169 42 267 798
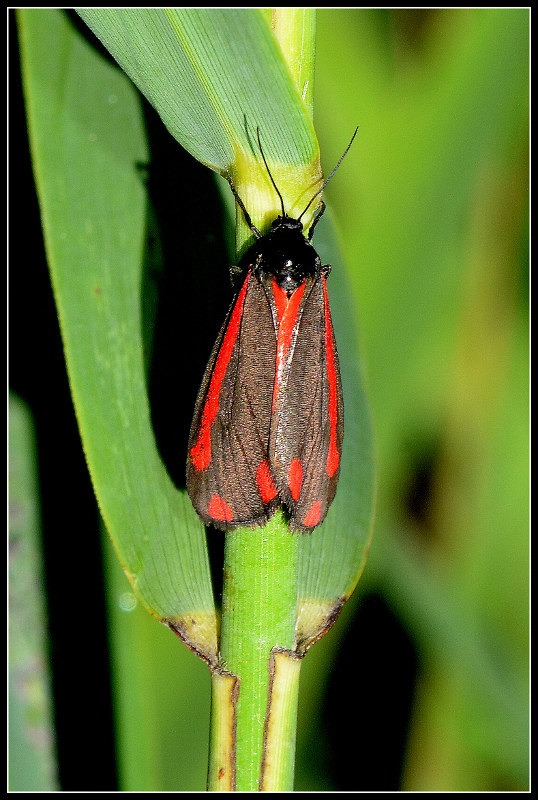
18 9 216 658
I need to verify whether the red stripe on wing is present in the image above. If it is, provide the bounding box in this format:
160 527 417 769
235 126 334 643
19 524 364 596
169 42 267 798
272 280 288 324
189 272 251 471
323 276 340 479
272 281 306 410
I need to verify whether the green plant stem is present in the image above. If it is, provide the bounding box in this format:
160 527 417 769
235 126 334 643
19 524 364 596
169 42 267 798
212 512 300 791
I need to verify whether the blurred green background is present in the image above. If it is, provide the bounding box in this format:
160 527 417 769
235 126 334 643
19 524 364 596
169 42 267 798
10 8 528 791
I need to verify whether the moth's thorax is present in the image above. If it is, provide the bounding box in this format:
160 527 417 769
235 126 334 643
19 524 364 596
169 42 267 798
251 215 321 294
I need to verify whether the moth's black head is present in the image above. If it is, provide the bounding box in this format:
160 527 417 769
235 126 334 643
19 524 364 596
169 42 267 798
231 127 357 294
256 214 321 294
270 215 303 234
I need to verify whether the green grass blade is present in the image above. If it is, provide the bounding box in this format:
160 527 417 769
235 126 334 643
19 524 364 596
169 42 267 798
77 9 324 246
18 8 216 658
9 394 58 791
77 8 317 173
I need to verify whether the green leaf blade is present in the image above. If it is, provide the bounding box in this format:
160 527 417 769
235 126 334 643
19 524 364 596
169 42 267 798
77 8 318 173
18 9 217 658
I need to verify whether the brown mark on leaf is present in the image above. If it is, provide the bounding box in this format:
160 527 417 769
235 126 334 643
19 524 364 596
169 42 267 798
164 616 218 670
294 597 346 657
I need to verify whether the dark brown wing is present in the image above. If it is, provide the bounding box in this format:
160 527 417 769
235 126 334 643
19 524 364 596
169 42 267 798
269 274 344 532
186 270 279 530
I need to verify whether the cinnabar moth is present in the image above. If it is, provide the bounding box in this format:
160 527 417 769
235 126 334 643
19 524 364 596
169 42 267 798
186 129 357 533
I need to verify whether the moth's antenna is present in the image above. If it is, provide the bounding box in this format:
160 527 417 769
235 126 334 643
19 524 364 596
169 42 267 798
227 175 262 239
256 128 287 218
298 126 359 224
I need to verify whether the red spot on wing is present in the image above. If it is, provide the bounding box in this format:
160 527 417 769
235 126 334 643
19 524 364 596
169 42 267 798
190 274 250 471
323 277 340 478
287 458 303 502
256 459 278 503
208 494 234 522
303 500 322 528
